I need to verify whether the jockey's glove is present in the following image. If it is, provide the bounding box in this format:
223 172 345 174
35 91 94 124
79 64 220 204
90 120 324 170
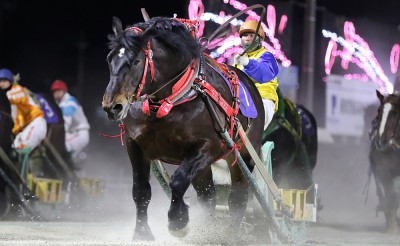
234 54 249 67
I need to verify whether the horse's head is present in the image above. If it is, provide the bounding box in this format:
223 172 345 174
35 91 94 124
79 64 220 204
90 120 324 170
374 90 400 149
102 16 200 121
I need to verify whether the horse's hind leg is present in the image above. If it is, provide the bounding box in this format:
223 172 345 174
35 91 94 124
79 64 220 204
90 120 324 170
126 138 154 241
191 165 216 216
228 157 250 224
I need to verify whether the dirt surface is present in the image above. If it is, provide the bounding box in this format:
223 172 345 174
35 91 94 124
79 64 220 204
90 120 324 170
1 138 399 245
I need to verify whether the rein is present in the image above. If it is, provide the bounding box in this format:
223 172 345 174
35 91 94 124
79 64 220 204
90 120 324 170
0 110 13 121
100 123 126 146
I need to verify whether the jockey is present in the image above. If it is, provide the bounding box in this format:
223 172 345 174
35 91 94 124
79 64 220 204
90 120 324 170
233 20 279 130
0 68 47 150
50 80 90 159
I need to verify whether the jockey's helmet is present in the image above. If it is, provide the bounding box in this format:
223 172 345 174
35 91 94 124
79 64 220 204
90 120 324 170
239 20 265 40
0 68 14 83
51 80 68 92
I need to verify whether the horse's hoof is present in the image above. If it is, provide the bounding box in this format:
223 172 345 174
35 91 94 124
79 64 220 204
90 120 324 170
132 232 155 241
168 224 190 238
133 225 155 241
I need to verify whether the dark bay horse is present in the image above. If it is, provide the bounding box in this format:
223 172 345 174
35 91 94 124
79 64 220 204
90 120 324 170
102 16 265 240
0 89 39 218
0 90 72 219
369 90 400 233
0 90 13 162
263 93 317 190
0 89 14 217
34 92 74 179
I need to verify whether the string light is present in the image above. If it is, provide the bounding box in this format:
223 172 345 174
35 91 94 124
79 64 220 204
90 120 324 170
188 0 291 67
322 21 393 94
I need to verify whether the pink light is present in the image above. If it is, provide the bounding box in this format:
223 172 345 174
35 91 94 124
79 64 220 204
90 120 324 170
341 21 355 70
344 74 369 81
217 57 226 63
266 5 276 37
188 0 205 37
278 15 288 34
390 44 399 74
324 39 337 75
323 21 391 93
188 0 292 66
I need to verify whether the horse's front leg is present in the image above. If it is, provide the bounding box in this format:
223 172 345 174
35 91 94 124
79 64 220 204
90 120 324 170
126 138 154 241
168 143 212 234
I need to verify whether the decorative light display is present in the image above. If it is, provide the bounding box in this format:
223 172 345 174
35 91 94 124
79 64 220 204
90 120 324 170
323 21 396 94
390 44 399 74
188 0 291 67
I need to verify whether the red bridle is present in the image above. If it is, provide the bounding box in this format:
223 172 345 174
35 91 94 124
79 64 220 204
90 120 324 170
128 27 155 99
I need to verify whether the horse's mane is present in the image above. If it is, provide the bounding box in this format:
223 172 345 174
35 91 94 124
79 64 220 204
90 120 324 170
0 89 13 151
0 89 9 108
108 17 200 61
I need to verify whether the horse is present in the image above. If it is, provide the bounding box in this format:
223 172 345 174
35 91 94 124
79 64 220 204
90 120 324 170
0 90 13 162
0 89 15 217
0 89 39 219
33 92 74 180
263 92 318 190
369 90 400 233
102 16 265 240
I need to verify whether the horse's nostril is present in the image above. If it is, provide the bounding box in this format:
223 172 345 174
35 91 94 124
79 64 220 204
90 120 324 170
112 104 123 114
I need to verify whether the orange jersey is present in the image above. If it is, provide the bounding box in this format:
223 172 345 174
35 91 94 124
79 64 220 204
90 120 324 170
6 84 44 134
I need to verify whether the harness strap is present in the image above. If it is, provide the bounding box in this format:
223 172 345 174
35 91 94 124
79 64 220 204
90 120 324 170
136 41 154 98
196 79 235 117
156 59 199 118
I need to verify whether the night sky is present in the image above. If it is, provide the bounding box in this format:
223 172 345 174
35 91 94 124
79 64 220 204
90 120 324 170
0 0 188 92
0 0 398 131
0 0 189 131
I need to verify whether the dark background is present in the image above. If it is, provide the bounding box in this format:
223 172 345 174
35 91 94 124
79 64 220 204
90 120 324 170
0 1 399 241
0 0 399 131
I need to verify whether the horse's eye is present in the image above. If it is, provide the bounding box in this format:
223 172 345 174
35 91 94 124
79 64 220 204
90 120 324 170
134 60 140 66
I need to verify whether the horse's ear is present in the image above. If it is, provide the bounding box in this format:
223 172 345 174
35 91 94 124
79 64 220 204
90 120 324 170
141 21 157 38
376 90 384 104
112 16 123 36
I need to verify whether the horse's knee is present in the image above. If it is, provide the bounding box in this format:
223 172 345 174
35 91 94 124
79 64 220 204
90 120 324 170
132 183 151 208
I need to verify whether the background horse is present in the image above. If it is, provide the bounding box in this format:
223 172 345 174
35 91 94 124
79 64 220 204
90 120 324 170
0 90 13 163
33 92 74 180
0 89 38 219
102 17 265 240
263 92 318 190
369 90 400 233
0 89 15 217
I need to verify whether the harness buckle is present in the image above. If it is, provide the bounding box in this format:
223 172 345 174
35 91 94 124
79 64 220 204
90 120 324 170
148 50 153 60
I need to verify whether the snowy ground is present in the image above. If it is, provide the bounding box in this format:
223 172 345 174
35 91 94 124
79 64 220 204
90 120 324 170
1 137 399 245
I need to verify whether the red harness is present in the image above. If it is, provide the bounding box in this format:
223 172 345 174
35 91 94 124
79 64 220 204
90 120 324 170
128 27 155 99
128 20 241 141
